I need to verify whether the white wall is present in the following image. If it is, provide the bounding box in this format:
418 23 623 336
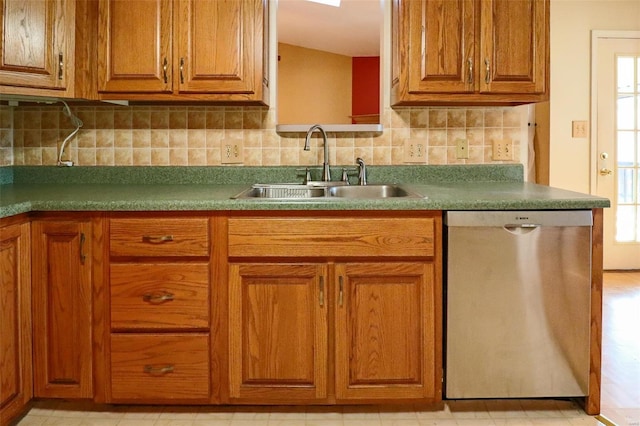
549 0 640 192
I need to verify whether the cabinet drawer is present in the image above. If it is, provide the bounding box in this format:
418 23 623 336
110 218 209 257
110 263 209 330
110 333 209 401
228 216 436 258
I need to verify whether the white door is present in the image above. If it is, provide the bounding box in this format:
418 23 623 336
593 33 640 269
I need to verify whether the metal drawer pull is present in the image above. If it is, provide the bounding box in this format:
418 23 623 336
319 276 324 307
143 365 174 375
338 276 344 306
467 58 473 84
142 235 174 243
485 58 491 84
162 57 168 84
180 58 185 84
142 292 175 304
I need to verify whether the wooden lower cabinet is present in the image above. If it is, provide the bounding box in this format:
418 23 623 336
229 263 329 402
110 333 210 401
0 218 32 423
335 262 438 401
228 261 440 404
31 217 94 399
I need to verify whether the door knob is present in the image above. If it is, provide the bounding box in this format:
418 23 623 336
599 168 612 176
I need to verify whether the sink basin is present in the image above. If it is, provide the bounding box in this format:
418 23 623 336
327 184 423 199
232 183 425 200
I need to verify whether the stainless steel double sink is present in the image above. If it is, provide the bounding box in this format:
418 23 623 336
231 182 426 200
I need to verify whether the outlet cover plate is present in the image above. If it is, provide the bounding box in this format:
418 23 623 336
492 139 513 161
403 138 427 163
221 139 244 164
456 138 469 159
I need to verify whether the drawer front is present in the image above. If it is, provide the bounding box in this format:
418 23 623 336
228 217 436 258
110 263 210 330
110 333 209 401
110 218 209 257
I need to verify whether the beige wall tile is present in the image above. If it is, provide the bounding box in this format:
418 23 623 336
7 105 525 168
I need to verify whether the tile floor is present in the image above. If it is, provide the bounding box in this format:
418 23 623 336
13 273 640 426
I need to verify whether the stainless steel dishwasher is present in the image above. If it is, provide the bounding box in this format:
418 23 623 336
445 210 592 398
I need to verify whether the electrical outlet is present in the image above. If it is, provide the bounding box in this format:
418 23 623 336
221 139 244 164
403 139 427 163
572 120 588 138
492 139 513 161
456 138 469 159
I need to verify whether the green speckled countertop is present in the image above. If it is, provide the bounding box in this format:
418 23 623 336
0 165 609 219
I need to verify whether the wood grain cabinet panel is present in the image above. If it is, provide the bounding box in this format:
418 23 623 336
110 333 210 402
392 0 548 105
109 217 209 257
110 263 210 330
0 0 75 95
228 263 328 402
228 212 443 404
0 220 32 423
97 0 268 102
32 219 93 399
335 262 438 400
228 217 435 258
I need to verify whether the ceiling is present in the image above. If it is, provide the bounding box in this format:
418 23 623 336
277 0 382 57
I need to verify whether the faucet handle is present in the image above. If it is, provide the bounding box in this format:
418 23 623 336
296 167 313 184
356 157 367 185
341 167 358 184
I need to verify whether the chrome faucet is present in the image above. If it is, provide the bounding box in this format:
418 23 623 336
356 157 367 185
304 124 331 181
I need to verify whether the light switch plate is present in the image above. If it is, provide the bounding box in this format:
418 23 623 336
572 121 588 138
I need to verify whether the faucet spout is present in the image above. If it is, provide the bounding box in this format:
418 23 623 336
304 124 331 181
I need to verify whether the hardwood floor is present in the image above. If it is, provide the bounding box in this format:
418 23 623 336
600 271 640 425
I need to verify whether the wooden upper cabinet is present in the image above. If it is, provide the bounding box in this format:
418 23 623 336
0 0 75 95
97 0 172 93
31 219 93 399
407 0 477 94
479 0 547 94
392 0 549 105
97 0 268 103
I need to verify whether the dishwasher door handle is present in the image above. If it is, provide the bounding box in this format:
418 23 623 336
504 224 540 234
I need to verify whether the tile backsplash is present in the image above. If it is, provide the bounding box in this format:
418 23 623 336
1 104 524 167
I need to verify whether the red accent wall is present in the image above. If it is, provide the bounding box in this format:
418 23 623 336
352 57 380 124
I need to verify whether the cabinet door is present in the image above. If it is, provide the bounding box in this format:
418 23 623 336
408 0 477 94
97 0 172 93
229 263 328 402
335 262 439 401
0 0 73 90
0 222 32 422
479 0 547 94
32 219 93 398
175 0 264 98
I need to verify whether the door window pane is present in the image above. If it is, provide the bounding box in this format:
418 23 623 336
615 55 640 243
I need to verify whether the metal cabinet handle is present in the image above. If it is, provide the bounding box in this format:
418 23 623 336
467 58 473 85
338 276 344 307
180 58 185 84
142 235 174 243
319 276 324 307
143 365 174 375
58 53 64 80
142 291 175 304
79 232 86 264
162 57 168 84
484 58 491 84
